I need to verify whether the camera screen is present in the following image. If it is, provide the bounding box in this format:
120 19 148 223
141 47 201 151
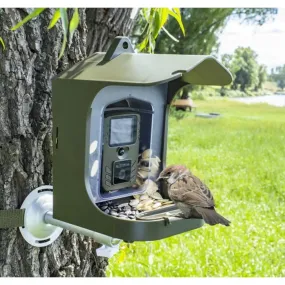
109 116 137 146
113 160 132 184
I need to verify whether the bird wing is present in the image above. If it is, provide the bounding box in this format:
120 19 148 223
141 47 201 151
169 174 215 208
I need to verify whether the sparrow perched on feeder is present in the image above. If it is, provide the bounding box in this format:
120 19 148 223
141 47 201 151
157 165 231 226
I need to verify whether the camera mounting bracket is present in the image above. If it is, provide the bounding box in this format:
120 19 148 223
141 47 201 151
19 186 122 250
19 185 63 247
98 36 135 65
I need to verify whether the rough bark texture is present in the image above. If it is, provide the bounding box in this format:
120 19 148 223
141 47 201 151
0 8 134 277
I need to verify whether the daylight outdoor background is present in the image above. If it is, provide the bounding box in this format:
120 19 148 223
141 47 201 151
1 7 285 277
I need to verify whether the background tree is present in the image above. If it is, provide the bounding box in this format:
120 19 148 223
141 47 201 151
0 8 136 277
270 65 285 90
223 47 267 92
257 64 268 90
229 47 260 91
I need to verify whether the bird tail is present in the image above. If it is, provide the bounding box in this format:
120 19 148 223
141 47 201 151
195 207 231 226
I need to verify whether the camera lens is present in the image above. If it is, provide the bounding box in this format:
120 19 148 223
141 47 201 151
118 169 126 180
118 148 125 156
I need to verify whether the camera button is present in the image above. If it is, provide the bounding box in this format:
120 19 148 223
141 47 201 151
105 166 111 174
131 174 136 181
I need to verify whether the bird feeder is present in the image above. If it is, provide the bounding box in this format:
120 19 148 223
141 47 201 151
34 36 231 245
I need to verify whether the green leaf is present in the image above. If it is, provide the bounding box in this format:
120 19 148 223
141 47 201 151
152 10 161 39
137 37 148 52
0 36 5 51
148 33 155 53
142 8 150 21
167 8 185 36
58 8 69 59
160 8 169 28
58 34 67 60
48 9 61 29
162 26 179 42
69 8 80 44
59 8 68 35
11 8 46 30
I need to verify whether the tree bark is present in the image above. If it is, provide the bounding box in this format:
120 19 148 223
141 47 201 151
0 8 134 277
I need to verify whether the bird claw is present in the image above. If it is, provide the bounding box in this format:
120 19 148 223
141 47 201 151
162 212 185 226
163 216 171 226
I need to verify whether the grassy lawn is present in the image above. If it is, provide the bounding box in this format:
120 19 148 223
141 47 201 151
107 99 285 277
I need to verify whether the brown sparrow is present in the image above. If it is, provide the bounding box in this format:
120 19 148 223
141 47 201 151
157 165 230 226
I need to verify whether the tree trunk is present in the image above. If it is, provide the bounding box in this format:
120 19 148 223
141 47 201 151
0 8 134 277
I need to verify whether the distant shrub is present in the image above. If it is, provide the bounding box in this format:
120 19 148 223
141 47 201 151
191 89 220 100
169 106 188 120
221 89 246 98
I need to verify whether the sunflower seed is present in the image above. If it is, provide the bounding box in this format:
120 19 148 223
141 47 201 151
143 206 153 211
143 179 159 195
129 199 140 206
150 192 163 200
142 149 152 159
101 205 108 210
140 194 149 200
104 209 110 214
125 210 132 215
118 203 129 208
110 211 119 216
129 215 136 219
137 170 149 179
152 202 162 209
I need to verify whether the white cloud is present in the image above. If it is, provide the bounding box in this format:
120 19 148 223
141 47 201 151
218 8 285 71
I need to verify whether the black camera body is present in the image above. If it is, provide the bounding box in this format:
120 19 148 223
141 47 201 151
101 113 140 191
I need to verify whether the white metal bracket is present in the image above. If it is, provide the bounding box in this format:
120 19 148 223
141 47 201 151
19 185 63 247
19 185 122 255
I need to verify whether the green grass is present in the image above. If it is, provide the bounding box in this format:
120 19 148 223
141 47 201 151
107 100 285 277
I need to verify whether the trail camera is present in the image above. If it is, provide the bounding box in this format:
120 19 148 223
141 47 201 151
102 113 140 191
51 36 232 242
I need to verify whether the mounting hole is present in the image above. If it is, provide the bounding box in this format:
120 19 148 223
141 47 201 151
122 41 129 49
38 189 53 193
36 238 51 244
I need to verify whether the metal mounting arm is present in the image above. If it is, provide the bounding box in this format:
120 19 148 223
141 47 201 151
19 186 121 249
44 212 121 247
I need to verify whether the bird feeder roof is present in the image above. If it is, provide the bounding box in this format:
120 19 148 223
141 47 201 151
57 37 232 86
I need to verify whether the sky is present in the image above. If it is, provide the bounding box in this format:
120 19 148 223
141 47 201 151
218 8 285 72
